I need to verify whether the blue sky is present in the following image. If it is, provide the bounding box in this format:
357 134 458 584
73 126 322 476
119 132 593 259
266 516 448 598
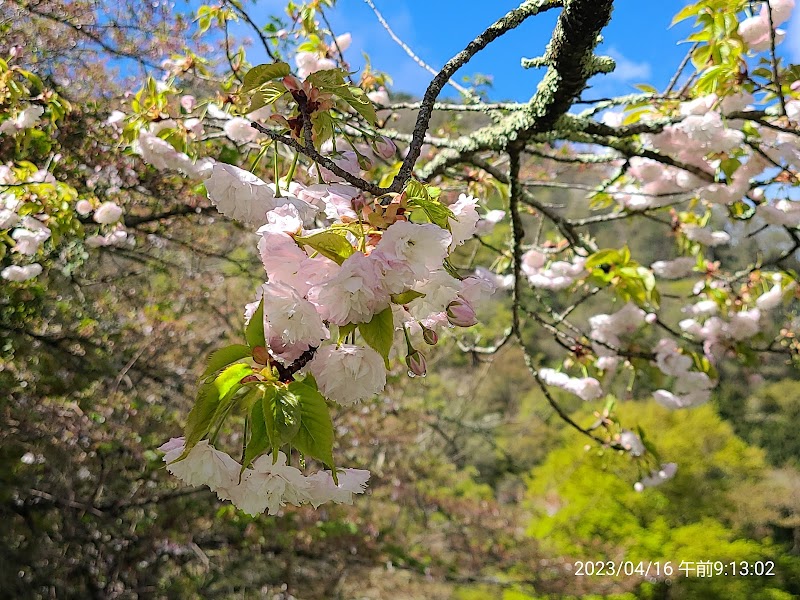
226 0 800 101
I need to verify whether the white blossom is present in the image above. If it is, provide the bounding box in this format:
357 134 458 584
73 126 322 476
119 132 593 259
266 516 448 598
1 263 42 281
205 163 278 226
261 281 329 347
307 344 387 406
12 226 51 255
93 201 123 224
619 430 645 456
448 194 480 249
223 117 261 143
305 469 370 508
310 252 390 325
223 452 310 516
539 368 603 401
635 463 677 491
163 440 240 491
375 221 451 281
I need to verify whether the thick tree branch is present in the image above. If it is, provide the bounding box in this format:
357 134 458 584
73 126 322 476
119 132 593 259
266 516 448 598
417 0 614 181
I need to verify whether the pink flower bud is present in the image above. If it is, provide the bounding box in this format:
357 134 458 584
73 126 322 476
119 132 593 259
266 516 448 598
446 298 478 327
180 95 196 113
375 136 397 159
406 351 427 377
422 326 438 345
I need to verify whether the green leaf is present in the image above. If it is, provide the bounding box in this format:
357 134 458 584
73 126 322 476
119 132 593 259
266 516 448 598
295 231 354 265
305 69 376 126
241 62 291 93
184 362 252 449
247 81 287 113
586 248 622 269
311 111 336 147
201 344 252 379
671 3 698 26
358 306 394 367
305 68 349 89
245 298 265 348
337 322 357 343
288 381 335 468
337 86 377 125
390 290 425 305
405 180 453 230
242 387 271 468
263 385 301 450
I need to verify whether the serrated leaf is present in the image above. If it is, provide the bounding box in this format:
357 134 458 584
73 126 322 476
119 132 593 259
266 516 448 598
358 306 394 367
311 111 336 147
263 385 301 449
306 68 349 89
241 62 291 93
247 81 286 113
185 362 252 449
338 86 377 125
242 387 271 468
296 231 354 265
288 381 335 468
390 290 426 305
406 192 453 230
201 344 252 379
245 298 265 348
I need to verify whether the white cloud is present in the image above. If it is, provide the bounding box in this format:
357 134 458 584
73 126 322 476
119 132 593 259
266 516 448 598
606 47 652 82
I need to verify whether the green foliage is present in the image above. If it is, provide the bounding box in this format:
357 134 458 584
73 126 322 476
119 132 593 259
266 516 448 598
586 247 659 308
405 180 453 229
741 380 800 466
263 384 302 453
242 388 271 468
201 344 252 380
306 68 377 125
295 230 354 265
358 306 394 365
527 402 766 556
244 298 265 347
288 379 336 469
390 290 426 304
241 62 292 93
184 363 252 450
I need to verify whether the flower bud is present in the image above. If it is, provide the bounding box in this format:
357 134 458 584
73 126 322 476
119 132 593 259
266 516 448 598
180 95 196 113
406 350 427 377
421 325 438 346
355 152 374 170
375 136 397 159
446 298 478 327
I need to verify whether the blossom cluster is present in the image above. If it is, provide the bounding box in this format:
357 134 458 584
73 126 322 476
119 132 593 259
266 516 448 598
159 438 369 516
212 160 493 392
521 250 587 290
157 125 494 512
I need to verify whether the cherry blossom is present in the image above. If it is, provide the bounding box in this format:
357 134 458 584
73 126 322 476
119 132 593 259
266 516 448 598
306 344 387 406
